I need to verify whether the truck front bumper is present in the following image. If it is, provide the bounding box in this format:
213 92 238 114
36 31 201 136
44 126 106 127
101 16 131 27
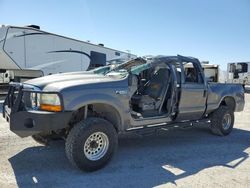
3 83 73 138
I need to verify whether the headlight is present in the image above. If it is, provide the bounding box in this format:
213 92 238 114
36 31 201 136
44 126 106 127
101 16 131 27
28 92 62 112
40 93 62 112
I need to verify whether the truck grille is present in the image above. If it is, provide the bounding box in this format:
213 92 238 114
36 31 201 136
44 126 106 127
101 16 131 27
4 82 24 113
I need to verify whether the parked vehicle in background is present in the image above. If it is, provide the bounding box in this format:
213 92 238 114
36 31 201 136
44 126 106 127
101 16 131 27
0 24 136 95
3 55 245 171
227 62 250 87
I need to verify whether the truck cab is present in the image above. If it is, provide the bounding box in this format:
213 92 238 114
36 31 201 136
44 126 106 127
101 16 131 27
125 55 208 124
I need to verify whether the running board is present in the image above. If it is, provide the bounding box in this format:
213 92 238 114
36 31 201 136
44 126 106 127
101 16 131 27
126 118 210 136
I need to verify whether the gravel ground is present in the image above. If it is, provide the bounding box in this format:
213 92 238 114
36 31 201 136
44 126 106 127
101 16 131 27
0 94 250 188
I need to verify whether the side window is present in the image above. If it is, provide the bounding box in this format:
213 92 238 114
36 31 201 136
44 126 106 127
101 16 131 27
238 63 248 73
183 62 202 83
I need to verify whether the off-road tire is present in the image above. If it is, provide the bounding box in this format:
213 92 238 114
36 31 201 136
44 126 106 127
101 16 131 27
210 106 234 136
65 117 118 172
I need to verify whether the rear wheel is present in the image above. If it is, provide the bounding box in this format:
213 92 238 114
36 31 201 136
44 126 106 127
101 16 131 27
210 106 234 136
65 117 118 171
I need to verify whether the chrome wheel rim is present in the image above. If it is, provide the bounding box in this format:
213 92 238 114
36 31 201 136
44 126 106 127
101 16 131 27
84 132 109 161
222 114 232 130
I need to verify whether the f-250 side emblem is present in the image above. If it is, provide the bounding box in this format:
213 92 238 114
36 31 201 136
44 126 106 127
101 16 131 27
115 90 127 95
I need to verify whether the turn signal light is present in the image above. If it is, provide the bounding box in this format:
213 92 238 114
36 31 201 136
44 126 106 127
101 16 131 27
40 104 62 112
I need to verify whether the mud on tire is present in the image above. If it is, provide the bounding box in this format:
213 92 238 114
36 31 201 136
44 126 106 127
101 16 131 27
65 117 118 172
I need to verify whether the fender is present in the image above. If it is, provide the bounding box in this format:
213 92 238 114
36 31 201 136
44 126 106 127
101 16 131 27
206 83 244 113
64 93 128 128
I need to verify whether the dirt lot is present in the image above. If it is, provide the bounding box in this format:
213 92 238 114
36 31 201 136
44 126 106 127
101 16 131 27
0 94 250 188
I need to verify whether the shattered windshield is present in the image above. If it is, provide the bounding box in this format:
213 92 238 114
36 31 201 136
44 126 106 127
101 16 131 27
87 57 130 75
88 60 126 75
105 58 147 78
130 63 151 75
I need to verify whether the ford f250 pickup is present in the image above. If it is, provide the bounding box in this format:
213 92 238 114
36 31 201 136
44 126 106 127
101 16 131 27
3 55 245 171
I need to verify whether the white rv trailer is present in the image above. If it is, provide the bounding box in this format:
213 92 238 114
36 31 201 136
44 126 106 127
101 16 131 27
0 25 136 84
227 62 250 86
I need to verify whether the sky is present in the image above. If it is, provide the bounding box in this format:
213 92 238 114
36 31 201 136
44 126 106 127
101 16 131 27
0 0 250 70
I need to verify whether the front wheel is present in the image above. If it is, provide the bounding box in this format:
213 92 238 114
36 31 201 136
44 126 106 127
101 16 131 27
210 106 234 136
65 117 118 171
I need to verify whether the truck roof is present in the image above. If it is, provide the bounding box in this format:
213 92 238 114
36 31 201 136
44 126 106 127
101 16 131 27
147 55 199 64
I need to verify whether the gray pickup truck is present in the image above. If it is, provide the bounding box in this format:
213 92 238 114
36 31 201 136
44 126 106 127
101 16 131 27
3 55 245 171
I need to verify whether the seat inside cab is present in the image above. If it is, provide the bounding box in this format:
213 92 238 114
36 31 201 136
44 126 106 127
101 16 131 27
129 65 173 118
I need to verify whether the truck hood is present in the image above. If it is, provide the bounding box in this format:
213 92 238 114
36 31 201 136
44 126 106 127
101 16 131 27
24 72 121 91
